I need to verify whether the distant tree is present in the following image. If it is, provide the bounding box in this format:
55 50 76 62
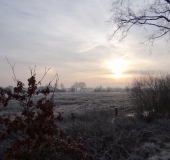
70 82 87 92
70 85 76 92
73 82 79 92
37 85 45 91
78 82 86 91
110 0 170 45
94 86 105 92
54 83 59 90
106 87 112 92
60 83 65 90
112 87 124 92
60 83 66 92
4 85 13 93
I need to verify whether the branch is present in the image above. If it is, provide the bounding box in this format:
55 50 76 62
140 15 170 23
29 65 36 76
121 16 170 30
110 0 170 44
49 72 58 86
138 21 170 30
165 0 170 4
5 57 18 83
51 73 59 100
149 29 170 40
37 67 50 85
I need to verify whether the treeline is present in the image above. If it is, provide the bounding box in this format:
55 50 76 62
1 82 87 93
70 82 86 92
1 84 128 93
94 86 125 92
0 84 67 93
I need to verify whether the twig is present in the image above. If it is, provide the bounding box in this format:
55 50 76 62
29 65 36 76
51 72 59 100
5 56 18 83
37 67 51 85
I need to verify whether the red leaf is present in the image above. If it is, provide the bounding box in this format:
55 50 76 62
60 130 65 137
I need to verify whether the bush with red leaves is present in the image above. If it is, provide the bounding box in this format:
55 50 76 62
0 61 93 160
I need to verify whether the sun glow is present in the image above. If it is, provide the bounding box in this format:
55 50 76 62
110 59 127 78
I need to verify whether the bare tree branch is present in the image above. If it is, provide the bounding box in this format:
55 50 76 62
6 56 18 83
110 0 170 44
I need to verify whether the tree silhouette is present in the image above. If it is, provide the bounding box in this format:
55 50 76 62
73 82 79 92
110 0 170 44
78 82 86 91
60 83 65 90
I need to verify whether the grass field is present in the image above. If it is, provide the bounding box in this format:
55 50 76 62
1 92 170 159
0 92 132 119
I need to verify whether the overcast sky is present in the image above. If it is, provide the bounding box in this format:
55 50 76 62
0 0 170 88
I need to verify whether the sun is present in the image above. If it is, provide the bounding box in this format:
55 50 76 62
110 59 127 78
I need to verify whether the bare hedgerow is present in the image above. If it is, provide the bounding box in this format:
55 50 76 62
0 59 93 160
130 72 170 117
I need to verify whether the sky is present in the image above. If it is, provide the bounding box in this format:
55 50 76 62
0 0 170 88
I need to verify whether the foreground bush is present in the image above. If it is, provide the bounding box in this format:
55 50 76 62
130 73 170 116
0 62 92 160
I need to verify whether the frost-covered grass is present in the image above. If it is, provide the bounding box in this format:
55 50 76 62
0 92 132 118
62 109 170 160
1 92 170 159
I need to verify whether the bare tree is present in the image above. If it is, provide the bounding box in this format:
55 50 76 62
78 82 86 91
70 85 76 92
94 86 104 92
73 82 79 92
110 0 170 44
60 83 65 90
106 87 112 92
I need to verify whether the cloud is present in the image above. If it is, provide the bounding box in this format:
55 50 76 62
0 0 170 87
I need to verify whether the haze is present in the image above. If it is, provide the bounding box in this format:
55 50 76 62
0 0 170 88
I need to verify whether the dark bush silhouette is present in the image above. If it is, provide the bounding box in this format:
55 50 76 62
130 73 170 117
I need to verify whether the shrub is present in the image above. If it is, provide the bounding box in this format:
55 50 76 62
64 109 170 160
0 61 92 160
130 73 170 116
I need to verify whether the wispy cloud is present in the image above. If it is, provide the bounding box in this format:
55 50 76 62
0 0 170 87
